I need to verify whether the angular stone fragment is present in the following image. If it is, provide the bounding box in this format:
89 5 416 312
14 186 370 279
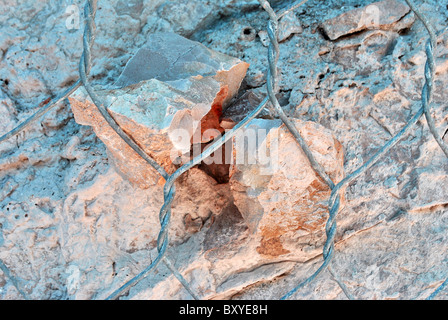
229 118 345 259
258 30 270 47
114 32 249 108
278 11 303 42
258 11 303 46
329 30 401 70
221 91 264 127
69 33 249 188
320 0 413 41
196 91 268 184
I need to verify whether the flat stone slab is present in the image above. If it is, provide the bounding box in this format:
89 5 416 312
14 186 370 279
114 32 249 108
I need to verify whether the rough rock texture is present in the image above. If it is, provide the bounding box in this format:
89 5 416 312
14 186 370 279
69 32 249 188
259 10 304 46
278 10 304 42
229 119 345 260
1 0 448 301
230 119 344 261
221 91 267 126
114 32 249 106
319 0 414 40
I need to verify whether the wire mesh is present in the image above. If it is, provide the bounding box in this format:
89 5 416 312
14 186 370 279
0 0 446 300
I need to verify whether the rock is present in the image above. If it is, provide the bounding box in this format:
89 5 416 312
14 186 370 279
197 90 268 184
328 30 401 71
221 91 264 126
0 92 16 138
69 32 249 188
13 165 232 300
258 30 270 47
3 0 448 301
112 118 346 299
320 0 414 41
257 11 303 45
240 26 257 42
114 0 144 20
278 11 303 42
114 32 249 105
229 118 345 260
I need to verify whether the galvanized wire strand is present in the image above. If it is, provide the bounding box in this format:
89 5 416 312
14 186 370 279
0 258 29 300
0 0 446 302
78 1 168 180
280 197 340 299
276 0 447 300
405 0 448 158
0 80 81 145
78 58 168 179
329 107 424 211
0 3 95 147
105 234 168 300
0 2 98 146
259 0 352 299
76 0 195 300
328 266 355 300
0 0 96 146
281 247 334 300
162 256 200 300
0 0 167 180
427 278 448 300
282 106 425 300
261 0 335 189
53 0 275 301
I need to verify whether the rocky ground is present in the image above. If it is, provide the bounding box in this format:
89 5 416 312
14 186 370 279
0 0 448 300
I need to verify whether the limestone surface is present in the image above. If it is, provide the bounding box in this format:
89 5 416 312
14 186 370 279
1 0 448 301
230 119 345 260
319 0 413 40
69 32 249 188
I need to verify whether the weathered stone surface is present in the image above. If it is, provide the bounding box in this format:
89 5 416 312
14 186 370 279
0 91 16 144
258 11 303 46
221 91 264 126
69 32 249 188
2 0 448 301
278 11 303 42
327 30 402 71
320 0 413 41
229 118 345 260
114 32 249 108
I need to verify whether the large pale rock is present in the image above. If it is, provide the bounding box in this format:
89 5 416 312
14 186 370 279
114 32 249 107
229 118 345 260
102 118 346 300
69 32 249 188
320 0 413 41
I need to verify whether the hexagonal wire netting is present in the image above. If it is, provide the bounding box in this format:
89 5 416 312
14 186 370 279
0 0 447 300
